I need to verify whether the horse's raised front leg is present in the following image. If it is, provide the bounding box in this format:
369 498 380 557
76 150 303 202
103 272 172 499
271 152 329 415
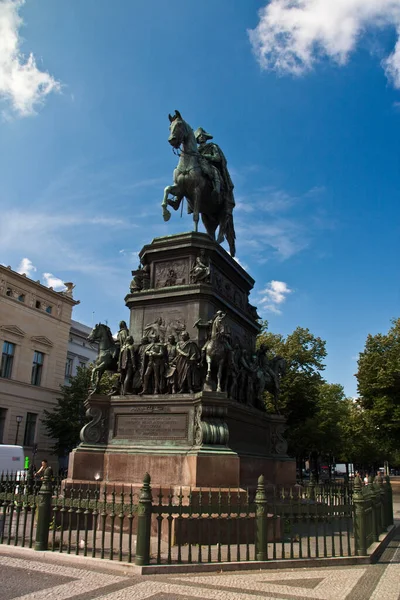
90 366 99 393
90 363 99 387
162 185 182 221
91 362 106 393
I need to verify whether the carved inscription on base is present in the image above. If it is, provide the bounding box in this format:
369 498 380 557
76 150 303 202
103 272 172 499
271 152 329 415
114 413 188 441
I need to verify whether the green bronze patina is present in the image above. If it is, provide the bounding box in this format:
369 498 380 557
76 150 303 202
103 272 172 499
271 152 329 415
87 323 118 393
162 110 236 257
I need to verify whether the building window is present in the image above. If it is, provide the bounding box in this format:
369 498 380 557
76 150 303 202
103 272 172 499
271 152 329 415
35 300 41 309
23 413 37 446
45 306 52 314
79 361 86 369
6 288 12 297
0 408 7 443
31 351 44 386
1 341 15 379
65 357 73 378
18 294 25 302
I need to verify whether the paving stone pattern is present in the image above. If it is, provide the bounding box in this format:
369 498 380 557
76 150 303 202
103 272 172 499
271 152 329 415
1 566 76 600
0 528 399 600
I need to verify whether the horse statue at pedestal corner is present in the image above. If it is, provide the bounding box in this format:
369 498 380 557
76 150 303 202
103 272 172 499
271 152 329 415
256 355 287 413
200 311 232 393
87 323 118 394
161 110 236 257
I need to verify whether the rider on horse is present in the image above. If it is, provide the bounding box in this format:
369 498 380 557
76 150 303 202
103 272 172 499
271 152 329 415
163 111 236 257
197 310 232 365
115 321 129 360
195 127 236 251
194 127 235 219
257 344 279 390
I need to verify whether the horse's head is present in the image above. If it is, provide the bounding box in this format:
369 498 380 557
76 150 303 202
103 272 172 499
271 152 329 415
88 323 113 346
87 323 101 344
168 110 191 149
274 356 287 377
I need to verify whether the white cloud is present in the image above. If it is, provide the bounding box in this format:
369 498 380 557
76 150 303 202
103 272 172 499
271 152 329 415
42 272 66 291
234 185 331 262
0 210 130 249
16 257 36 277
0 0 60 117
249 0 400 87
233 256 249 271
258 280 292 314
237 219 308 259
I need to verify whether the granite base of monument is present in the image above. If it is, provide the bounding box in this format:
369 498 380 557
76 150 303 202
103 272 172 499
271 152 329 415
67 391 295 490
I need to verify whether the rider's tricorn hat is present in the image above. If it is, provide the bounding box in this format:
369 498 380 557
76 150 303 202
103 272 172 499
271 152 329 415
194 127 213 141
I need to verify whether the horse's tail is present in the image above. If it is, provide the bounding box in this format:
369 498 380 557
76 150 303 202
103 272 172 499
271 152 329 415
223 214 236 258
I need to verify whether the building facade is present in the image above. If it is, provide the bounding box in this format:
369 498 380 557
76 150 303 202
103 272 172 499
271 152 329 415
65 320 98 385
0 265 78 469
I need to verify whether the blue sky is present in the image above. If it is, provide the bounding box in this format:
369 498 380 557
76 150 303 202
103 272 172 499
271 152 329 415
1 0 400 398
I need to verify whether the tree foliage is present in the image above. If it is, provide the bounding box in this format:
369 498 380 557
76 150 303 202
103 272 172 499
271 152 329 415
356 317 400 454
42 366 118 457
257 325 329 457
339 399 388 467
257 317 400 467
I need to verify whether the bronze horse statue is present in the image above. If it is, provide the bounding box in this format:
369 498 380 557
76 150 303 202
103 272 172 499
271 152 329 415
203 312 231 393
87 323 118 393
162 110 236 256
256 356 287 413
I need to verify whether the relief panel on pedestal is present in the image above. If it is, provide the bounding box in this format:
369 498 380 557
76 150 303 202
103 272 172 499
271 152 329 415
154 259 190 288
212 268 246 311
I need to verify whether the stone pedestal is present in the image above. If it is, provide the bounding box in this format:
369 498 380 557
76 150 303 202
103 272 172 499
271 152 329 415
68 391 295 490
68 232 295 492
125 232 260 352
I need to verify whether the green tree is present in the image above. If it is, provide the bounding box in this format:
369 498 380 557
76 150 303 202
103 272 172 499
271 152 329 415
257 325 327 458
42 366 118 457
42 366 90 457
339 399 387 468
312 382 347 462
356 318 400 453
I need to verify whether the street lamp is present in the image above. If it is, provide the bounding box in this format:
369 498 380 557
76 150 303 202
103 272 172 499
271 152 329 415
14 415 23 445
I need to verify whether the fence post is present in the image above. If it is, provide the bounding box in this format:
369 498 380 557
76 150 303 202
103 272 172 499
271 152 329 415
385 475 394 527
376 473 386 531
374 474 383 534
135 473 152 566
368 475 379 542
308 473 316 501
34 467 53 551
255 475 268 561
353 475 367 556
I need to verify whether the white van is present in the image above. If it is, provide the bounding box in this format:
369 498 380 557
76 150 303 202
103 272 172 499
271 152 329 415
0 445 25 476
335 463 355 477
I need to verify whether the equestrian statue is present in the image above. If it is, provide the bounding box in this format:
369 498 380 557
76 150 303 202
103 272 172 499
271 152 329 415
195 310 232 393
162 110 236 257
255 344 287 413
87 323 119 394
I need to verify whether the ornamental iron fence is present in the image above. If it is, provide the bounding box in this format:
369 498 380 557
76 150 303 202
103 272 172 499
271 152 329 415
0 470 393 566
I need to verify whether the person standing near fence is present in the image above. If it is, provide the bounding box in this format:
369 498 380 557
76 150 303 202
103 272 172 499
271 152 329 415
35 460 48 480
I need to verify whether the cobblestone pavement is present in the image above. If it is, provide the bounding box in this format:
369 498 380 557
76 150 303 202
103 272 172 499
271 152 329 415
0 527 399 600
